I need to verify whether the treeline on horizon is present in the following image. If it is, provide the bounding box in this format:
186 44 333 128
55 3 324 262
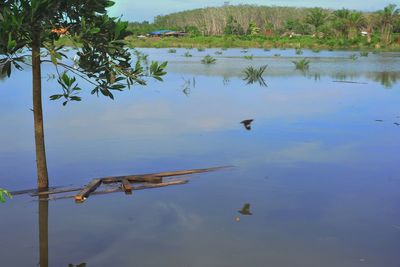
127 4 400 45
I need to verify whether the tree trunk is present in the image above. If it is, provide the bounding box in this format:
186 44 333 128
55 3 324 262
32 33 49 190
367 26 372 44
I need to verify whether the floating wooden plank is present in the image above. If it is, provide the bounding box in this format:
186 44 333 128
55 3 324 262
121 179 132 195
74 179 102 203
101 166 229 184
44 179 189 201
10 186 60 196
31 187 82 197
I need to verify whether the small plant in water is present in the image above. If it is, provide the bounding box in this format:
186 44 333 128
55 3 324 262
263 48 270 51
360 51 369 57
312 48 320 53
201 55 216 64
168 48 177 53
183 52 192 57
349 54 358 60
0 188 12 203
221 47 228 51
295 48 303 55
243 65 268 86
215 51 223 55
274 54 281 57
197 47 205 52
244 55 253 60
292 58 311 71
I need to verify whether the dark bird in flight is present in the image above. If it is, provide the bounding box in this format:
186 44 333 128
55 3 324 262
238 203 252 215
375 119 384 122
240 119 254 130
394 122 400 126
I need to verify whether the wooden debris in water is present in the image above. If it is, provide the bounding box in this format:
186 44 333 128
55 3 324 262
44 179 189 201
100 166 226 184
121 179 132 195
31 187 82 197
75 179 102 203
11 166 230 203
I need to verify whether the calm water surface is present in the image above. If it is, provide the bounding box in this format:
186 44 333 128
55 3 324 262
0 48 400 266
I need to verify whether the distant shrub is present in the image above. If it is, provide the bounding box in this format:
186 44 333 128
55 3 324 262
201 55 216 64
349 54 358 60
244 55 253 60
168 48 177 53
292 58 310 70
183 52 193 57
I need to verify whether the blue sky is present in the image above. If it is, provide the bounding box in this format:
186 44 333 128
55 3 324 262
109 0 393 22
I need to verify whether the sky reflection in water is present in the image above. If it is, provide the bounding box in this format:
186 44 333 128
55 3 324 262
0 49 400 267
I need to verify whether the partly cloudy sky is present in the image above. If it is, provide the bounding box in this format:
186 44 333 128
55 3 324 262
109 0 392 22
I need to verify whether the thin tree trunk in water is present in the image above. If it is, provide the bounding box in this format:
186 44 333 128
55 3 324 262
32 33 49 190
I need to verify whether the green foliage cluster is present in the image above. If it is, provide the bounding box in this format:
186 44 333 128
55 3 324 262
0 189 12 203
125 4 400 49
0 0 168 104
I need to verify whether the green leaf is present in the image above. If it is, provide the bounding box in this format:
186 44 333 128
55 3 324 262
50 94 63 100
90 28 101 34
7 33 16 51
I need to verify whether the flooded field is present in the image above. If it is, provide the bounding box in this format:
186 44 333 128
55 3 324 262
1 48 400 267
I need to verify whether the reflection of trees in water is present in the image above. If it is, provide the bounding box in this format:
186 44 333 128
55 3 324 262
38 197 86 267
368 72 399 88
331 72 361 81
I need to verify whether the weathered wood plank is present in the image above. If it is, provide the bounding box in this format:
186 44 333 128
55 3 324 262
44 180 189 201
74 179 102 203
10 186 60 196
121 179 132 194
31 187 82 196
101 166 228 184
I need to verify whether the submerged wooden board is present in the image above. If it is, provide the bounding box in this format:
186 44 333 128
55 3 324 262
121 179 132 194
101 166 228 184
74 179 102 203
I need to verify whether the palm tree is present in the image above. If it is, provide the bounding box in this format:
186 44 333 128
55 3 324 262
364 13 378 43
306 8 327 36
378 4 400 44
332 8 350 38
347 12 365 40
